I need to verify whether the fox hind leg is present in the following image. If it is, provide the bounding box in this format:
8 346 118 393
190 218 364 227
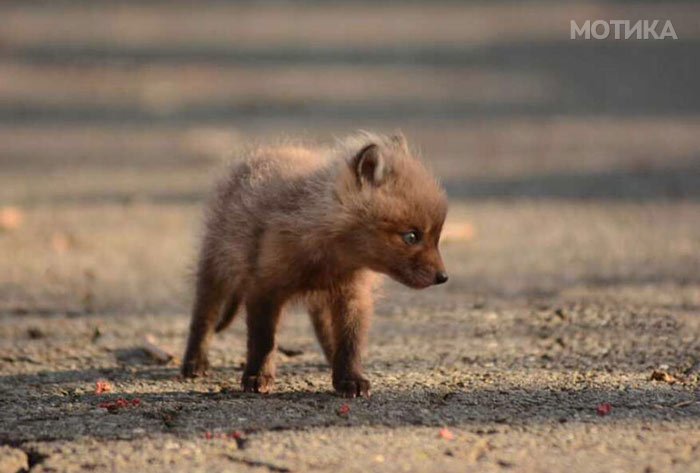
241 291 284 393
182 260 229 378
215 291 241 333
307 295 335 364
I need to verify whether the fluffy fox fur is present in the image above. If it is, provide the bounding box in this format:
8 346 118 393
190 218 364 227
182 132 448 397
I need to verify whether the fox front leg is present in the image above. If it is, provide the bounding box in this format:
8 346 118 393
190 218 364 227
329 283 372 398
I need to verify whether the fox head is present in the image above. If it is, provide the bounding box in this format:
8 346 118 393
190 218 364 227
336 133 448 289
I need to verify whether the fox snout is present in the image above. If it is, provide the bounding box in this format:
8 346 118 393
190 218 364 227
426 248 448 286
427 261 448 286
407 265 448 289
400 249 448 289
434 271 449 284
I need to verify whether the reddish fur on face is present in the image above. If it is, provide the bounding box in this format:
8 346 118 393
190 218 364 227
182 132 448 397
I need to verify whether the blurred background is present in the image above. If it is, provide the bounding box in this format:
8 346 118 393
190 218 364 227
1 0 699 315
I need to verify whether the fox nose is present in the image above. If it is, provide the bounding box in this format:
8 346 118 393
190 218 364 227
434 271 449 285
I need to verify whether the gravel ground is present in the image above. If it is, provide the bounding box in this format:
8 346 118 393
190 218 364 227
2 202 700 473
1 1 699 471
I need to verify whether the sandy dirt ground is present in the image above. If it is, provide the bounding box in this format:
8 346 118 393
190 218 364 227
1 1 700 472
2 199 699 473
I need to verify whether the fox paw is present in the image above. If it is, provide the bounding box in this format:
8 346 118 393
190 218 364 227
241 374 275 394
181 353 209 378
333 375 371 398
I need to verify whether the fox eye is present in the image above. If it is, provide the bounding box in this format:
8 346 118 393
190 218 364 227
401 230 422 245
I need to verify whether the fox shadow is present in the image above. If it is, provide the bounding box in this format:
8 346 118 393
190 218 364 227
1 364 698 445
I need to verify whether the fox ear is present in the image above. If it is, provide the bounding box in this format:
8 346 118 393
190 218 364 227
391 132 409 153
353 144 385 186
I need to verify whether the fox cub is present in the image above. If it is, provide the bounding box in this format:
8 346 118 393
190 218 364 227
182 132 448 397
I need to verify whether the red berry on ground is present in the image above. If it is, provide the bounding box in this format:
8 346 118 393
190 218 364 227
596 403 612 416
95 380 112 395
439 428 455 440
